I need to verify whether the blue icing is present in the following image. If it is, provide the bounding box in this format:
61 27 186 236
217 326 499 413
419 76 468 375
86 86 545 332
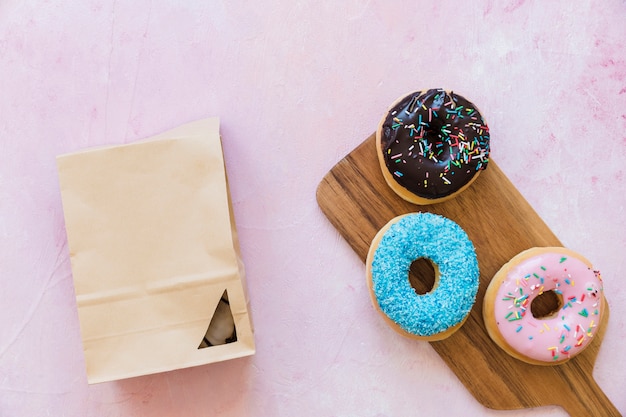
371 212 479 336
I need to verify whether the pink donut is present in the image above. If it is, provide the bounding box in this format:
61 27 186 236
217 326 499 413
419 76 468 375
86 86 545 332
483 247 605 365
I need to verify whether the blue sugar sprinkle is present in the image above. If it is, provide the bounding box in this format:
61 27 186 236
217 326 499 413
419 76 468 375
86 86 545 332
370 212 480 337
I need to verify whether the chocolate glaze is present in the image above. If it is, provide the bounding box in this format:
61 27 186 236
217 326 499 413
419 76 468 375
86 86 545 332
379 89 490 199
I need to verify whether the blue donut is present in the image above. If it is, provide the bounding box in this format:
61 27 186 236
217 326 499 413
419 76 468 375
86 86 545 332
366 212 480 339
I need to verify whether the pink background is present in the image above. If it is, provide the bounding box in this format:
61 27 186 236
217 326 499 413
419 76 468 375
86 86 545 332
1 1 625 416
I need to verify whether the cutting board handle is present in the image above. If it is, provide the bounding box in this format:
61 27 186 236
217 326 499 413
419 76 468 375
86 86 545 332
559 376 621 417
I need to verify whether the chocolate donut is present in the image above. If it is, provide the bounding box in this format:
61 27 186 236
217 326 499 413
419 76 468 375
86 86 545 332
376 89 490 204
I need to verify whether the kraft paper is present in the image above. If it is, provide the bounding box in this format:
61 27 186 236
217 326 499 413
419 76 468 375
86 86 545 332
57 118 254 384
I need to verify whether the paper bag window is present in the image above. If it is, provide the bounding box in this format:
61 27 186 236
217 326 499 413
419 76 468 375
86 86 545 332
57 118 254 384
199 290 238 348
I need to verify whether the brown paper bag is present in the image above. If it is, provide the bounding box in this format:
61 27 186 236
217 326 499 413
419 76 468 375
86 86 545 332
57 118 254 384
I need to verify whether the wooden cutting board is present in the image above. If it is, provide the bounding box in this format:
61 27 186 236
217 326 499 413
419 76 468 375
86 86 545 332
316 134 620 417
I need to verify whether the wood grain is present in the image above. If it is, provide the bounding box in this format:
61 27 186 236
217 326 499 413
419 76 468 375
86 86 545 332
316 134 620 417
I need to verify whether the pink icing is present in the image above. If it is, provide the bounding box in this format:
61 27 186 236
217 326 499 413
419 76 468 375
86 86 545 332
492 251 604 363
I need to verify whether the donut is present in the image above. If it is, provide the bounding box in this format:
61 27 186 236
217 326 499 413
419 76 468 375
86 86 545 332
376 89 490 205
483 247 605 365
366 212 480 340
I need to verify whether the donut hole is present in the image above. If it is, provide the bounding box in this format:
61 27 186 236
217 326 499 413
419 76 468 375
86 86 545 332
409 258 438 295
530 290 564 319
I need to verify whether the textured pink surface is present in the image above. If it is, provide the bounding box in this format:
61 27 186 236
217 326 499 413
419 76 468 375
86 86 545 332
1 1 625 416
